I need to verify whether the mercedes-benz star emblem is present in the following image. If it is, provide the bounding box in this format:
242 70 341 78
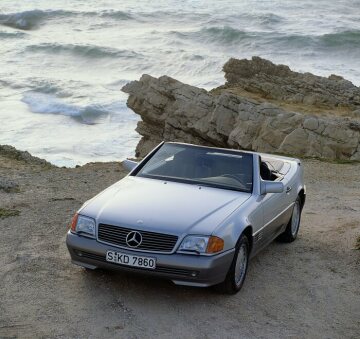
126 231 142 248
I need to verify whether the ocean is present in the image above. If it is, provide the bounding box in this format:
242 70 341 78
1 0 360 166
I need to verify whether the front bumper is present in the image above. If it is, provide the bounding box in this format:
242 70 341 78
66 231 235 287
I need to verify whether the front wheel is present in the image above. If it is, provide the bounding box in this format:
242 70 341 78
277 197 302 243
215 234 249 294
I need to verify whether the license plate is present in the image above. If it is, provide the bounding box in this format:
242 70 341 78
106 250 156 270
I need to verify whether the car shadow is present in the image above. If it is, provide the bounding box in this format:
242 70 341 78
76 232 320 304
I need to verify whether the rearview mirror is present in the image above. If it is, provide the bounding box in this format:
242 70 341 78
261 181 284 194
123 159 138 172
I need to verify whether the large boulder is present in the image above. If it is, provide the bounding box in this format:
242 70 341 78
223 56 360 110
122 58 360 161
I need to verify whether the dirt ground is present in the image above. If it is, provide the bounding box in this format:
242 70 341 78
0 151 359 339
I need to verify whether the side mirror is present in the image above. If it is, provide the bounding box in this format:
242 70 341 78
261 181 284 194
123 159 138 172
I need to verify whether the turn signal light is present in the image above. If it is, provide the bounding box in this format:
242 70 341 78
70 213 78 232
206 236 224 253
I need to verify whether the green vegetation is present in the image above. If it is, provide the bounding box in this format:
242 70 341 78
0 208 20 219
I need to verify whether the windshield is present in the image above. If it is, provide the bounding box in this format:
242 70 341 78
134 143 253 193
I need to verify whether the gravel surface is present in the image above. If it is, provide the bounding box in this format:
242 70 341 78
0 151 359 339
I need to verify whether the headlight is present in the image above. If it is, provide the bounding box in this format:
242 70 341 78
178 235 224 254
70 213 96 238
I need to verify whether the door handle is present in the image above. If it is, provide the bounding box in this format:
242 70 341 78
286 186 292 193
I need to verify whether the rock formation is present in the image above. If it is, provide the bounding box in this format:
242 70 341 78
223 57 360 110
0 145 54 167
122 57 360 160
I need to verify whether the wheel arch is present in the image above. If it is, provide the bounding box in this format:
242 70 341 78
241 225 253 254
298 188 306 210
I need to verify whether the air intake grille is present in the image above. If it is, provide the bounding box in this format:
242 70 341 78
75 250 195 277
98 224 178 253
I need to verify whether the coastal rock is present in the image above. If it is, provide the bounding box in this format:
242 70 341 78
122 58 360 161
223 56 360 110
0 145 54 167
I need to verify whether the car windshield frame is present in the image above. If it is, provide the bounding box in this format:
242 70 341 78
131 143 254 193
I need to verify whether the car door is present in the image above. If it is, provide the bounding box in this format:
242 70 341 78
260 166 294 245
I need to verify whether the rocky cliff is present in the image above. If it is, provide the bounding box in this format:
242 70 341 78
122 57 360 160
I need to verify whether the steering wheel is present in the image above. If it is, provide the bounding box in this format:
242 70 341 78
219 174 247 190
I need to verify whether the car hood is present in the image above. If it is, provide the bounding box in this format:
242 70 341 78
80 176 250 236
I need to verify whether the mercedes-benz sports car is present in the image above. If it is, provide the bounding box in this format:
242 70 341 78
66 142 305 294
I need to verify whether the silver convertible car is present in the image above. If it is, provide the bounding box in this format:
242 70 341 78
66 142 305 294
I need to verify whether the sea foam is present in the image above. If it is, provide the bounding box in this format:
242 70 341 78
26 43 141 59
0 8 134 31
0 30 26 38
21 92 115 124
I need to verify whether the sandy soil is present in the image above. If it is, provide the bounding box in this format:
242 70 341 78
0 152 359 339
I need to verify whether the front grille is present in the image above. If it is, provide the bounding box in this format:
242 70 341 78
98 223 178 253
75 251 195 277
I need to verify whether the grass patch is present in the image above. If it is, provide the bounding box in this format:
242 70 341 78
0 208 20 219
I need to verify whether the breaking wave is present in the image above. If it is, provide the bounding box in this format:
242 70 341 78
0 8 135 30
171 26 254 44
207 12 284 27
26 43 141 59
21 92 120 124
198 26 251 44
1 78 72 97
0 9 75 30
255 13 284 25
172 26 360 51
266 30 360 51
319 30 360 47
0 30 26 38
99 10 133 20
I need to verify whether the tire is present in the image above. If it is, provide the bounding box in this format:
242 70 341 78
215 234 249 294
277 197 302 243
